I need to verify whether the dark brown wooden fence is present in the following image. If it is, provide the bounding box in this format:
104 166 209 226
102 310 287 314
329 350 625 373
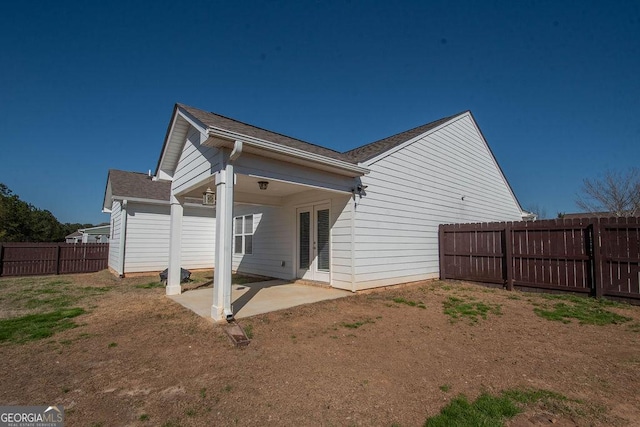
0 243 109 277
439 217 640 303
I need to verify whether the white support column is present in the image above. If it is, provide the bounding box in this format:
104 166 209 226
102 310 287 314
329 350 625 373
212 164 235 321
166 194 184 295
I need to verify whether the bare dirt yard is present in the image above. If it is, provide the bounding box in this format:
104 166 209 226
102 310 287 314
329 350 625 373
0 271 639 427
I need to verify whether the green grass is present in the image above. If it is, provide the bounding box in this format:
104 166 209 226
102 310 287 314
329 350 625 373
0 277 112 344
135 281 165 289
2 280 110 310
392 297 426 309
424 393 519 426
0 308 85 343
243 324 254 339
443 296 502 324
439 384 451 392
532 294 632 325
425 388 573 427
341 318 375 329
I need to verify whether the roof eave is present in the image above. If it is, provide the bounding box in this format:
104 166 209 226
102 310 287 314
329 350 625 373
111 195 170 205
154 104 181 178
205 127 370 177
102 172 113 212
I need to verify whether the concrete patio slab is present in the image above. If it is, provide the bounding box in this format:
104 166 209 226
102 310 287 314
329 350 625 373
168 280 351 321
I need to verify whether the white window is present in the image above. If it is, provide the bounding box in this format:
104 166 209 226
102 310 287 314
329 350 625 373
234 214 253 255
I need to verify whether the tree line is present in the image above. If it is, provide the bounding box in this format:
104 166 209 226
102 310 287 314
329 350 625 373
0 183 97 242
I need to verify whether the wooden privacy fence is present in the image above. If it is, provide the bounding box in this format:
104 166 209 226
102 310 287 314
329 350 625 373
439 217 640 303
0 243 109 277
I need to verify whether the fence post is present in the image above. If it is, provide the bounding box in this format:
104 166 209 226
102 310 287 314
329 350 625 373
438 224 446 279
504 223 514 291
0 244 3 277
55 244 61 275
591 219 604 298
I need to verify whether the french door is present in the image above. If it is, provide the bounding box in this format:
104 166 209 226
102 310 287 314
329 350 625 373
296 204 330 282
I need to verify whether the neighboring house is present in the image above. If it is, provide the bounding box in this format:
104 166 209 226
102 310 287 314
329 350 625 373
65 225 110 243
65 231 83 243
138 103 528 320
102 169 215 276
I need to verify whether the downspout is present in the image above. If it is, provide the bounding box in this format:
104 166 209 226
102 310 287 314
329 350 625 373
118 200 128 277
230 140 243 161
350 195 356 292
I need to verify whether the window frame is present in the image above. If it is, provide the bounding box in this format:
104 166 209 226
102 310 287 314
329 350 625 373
233 214 254 255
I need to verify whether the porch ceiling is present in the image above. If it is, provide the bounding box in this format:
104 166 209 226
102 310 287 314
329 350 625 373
180 174 317 206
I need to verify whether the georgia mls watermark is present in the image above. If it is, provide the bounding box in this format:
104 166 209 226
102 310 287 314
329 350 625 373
0 406 64 427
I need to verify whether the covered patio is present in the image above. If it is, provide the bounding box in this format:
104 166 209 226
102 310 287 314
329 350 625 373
168 279 351 320
159 104 368 321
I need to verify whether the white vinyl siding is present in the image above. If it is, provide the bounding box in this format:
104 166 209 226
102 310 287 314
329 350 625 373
172 127 220 195
124 203 171 272
228 193 352 285
330 196 354 290
108 200 122 272
232 206 290 280
157 114 190 180
181 206 216 269
352 114 523 289
115 202 215 273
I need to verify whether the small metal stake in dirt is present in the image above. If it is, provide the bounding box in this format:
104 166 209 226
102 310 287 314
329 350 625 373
224 322 251 347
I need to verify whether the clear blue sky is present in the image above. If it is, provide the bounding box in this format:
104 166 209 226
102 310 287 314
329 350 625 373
1 0 639 224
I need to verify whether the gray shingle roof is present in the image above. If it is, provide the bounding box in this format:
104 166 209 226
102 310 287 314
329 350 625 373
108 169 170 201
178 104 353 163
344 112 465 162
178 103 464 165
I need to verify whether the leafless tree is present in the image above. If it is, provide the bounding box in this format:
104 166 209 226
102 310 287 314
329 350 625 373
576 168 640 216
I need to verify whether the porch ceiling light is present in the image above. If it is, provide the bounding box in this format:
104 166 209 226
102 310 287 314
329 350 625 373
258 181 269 190
202 187 216 205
